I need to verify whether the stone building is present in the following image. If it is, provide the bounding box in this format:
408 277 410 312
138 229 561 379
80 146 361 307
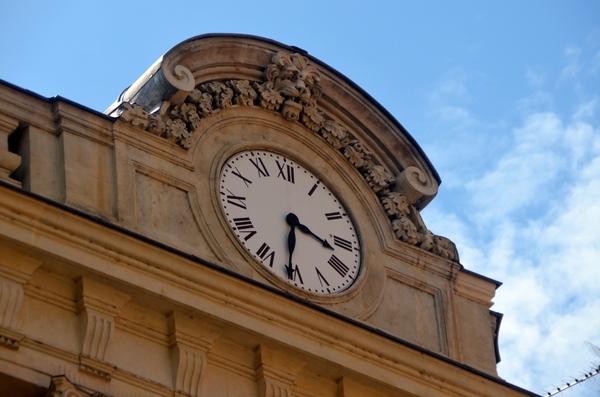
0 34 538 396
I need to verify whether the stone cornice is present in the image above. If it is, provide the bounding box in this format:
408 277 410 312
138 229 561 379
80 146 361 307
455 269 499 307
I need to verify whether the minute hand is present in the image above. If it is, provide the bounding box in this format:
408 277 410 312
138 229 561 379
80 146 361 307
297 223 334 250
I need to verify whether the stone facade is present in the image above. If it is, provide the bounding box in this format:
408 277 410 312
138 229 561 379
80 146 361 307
0 34 536 396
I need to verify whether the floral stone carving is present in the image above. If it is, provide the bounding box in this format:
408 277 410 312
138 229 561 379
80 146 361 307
117 51 458 262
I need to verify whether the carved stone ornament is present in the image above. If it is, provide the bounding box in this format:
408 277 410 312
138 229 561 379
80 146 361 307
116 52 458 262
44 376 92 397
0 327 23 350
75 278 129 380
168 312 222 397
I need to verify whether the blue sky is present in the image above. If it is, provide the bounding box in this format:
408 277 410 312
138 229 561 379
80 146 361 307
2 1 599 395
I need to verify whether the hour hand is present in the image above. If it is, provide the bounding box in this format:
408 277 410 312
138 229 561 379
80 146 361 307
285 263 295 279
297 223 334 250
286 228 296 279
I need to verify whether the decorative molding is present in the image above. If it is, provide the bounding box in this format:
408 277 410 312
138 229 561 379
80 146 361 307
254 345 304 397
337 377 387 397
114 316 170 347
116 51 458 262
78 355 116 381
0 326 24 350
207 351 256 380
168 311 222 397
54 360 172 397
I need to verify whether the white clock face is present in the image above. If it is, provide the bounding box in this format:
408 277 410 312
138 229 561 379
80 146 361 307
218 149 361 294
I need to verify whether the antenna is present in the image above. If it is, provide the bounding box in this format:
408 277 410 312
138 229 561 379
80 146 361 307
545 342 600 396
586 341 600 359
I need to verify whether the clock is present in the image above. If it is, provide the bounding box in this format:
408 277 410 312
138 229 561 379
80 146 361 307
218 149 361 295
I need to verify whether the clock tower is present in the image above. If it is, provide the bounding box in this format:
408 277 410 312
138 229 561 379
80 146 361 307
0 34 537 396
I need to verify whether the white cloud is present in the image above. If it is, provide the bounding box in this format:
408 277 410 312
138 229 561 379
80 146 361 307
573 97 599 121
426 69 478 137
421 68 512 191
466 112 567 223
526 65 547 88
420 39 600 393
429 68 472 104
591 50 600 75
517 90 554 115
559 45 583 82
463 115 600 394
423 62 600 394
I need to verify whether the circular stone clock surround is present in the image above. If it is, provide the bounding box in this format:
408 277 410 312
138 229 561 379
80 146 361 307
197 111 387 309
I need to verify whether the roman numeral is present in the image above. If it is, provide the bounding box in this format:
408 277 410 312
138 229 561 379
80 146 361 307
276 160 295 183
333 236 353 252
315 267 330 287
328 255 349 277
325 212 343 220
232 217 257 241
308 182 319 196
293 265 304 284
232 167 252 187
224 190 247 209
256 243 275 267
249 158 270 177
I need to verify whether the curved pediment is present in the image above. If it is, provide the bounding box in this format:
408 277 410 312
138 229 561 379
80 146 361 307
106 34 458 262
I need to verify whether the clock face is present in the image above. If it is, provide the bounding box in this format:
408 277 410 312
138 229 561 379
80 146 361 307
218 149 361 294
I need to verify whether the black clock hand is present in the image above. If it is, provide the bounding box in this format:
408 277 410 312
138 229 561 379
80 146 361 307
297 223 334 249
287 213 334 250
285 213 299 279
